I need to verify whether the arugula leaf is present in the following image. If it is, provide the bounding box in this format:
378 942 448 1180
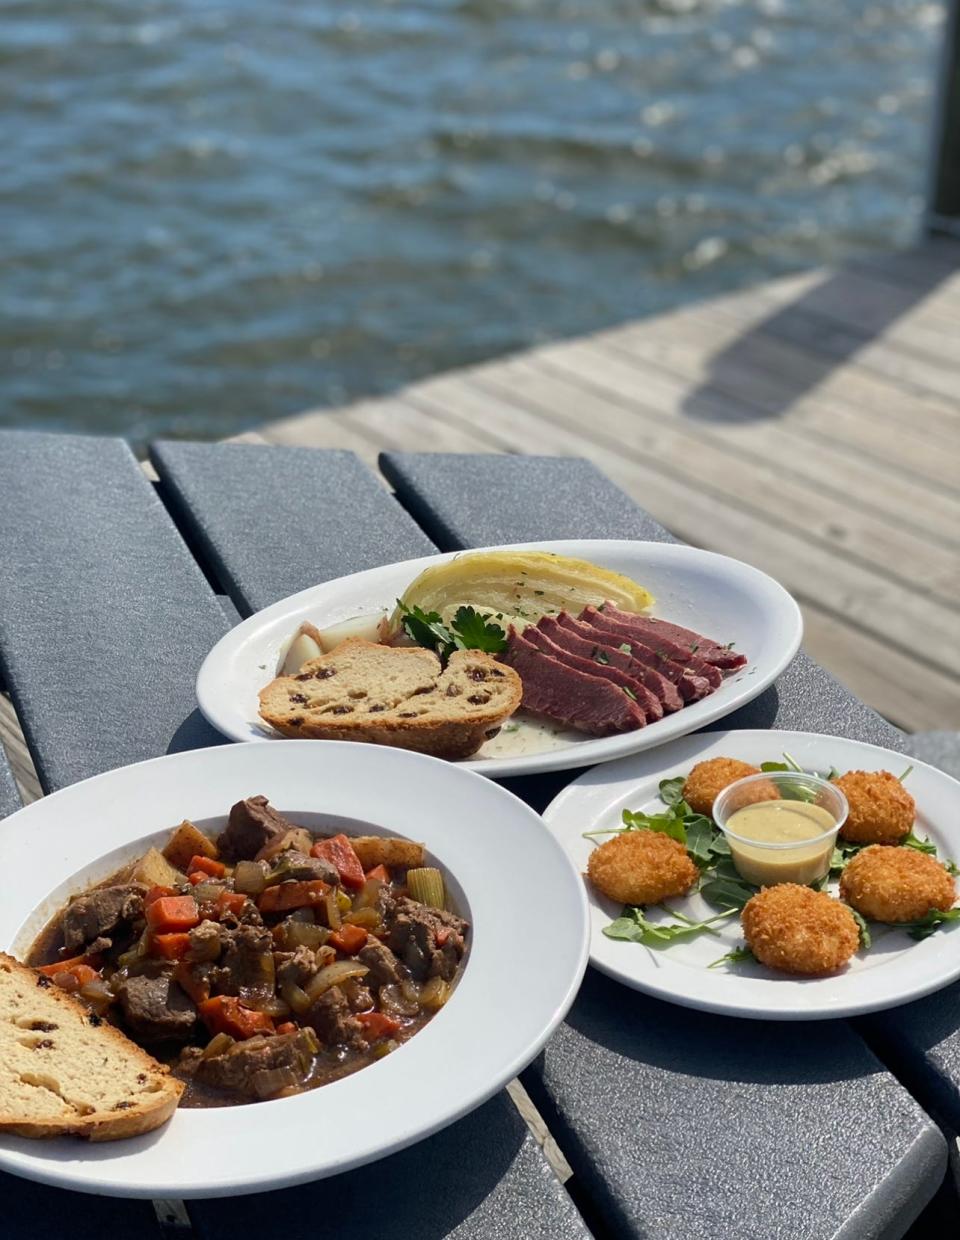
897 764 914 782
708 946 756 969
658 777 686 808
700 874 757 911
850 908 871 949
904 907 960 941
449 606 507 654
396 601 455 657
603 906 736 947
760 761 789 773
621 807 686 845
683 815 723 869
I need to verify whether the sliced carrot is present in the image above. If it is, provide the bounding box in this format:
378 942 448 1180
36 953 101 977
258 880 330 914
174 962 210 1005
329 923 368 954
275 1021 297 1037
357 1011 401 1040
199 995 275 1040
216 890 248 919
151 932 192 960
435 927 451 947
144 885 176 907
51 963 100 991
189 855 226 878
146 894 200 933
365 864 391 883
310 835 366 890
188 871 208 886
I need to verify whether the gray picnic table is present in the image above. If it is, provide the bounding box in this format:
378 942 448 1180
0 429 957 1239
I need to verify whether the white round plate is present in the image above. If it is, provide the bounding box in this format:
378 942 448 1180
196 540 802 778
544 729 960 1020
0 741 588 1197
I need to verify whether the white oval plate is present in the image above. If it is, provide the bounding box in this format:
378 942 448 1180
544 729 960 1020
196 540 802 778
0 741 588 1197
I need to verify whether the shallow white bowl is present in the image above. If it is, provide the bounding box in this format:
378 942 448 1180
0 741 588 1197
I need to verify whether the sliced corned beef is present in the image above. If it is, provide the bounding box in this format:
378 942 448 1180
500 630 646 735
523 625 663 722
598 604 747 670
580 606 722 691
549 614 685 714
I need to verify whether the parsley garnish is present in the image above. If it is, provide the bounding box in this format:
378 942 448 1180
396 601 507 660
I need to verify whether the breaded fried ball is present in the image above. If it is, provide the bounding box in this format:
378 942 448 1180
839 845 955 923
832 770 914 845
587 830 698 906
682 758 780 817
682 758 761 815
741 884 860 975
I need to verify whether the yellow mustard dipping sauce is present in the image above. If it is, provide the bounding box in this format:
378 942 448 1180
726 799 839 886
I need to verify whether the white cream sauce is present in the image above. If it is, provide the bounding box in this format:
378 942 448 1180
475 713 583 759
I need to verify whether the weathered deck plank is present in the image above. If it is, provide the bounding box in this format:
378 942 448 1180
264 241 960 732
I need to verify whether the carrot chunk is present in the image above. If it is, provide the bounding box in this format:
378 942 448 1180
357 1011 401 1040
151 932 192 960
329 924 368 954
144 885 176 907
216 890 248 918
199 995 275 1040
189 855 226 878
146 894 200 933
364 864 391 883
310 835 366 890
36 953 101 977
275 1021 297 1037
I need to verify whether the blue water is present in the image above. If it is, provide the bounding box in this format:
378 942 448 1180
1 0 945 443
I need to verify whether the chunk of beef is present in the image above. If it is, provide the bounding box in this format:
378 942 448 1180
218 796 294 862
307 986 364 1047
268 851 339 886
549 614 684 713
116 974 196 1041
342 980 374 1013
581 606 722 689
187 920 223 963
275 946 318 990
500 630 646 735
196 1030 319 1100
357 941 406 988
386 897 468 981
62 884 147 953
213 924 276 1002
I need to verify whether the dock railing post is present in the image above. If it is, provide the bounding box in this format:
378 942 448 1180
928 0 960 234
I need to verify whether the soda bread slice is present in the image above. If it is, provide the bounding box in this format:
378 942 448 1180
0 954 183 1140
259 638 522 759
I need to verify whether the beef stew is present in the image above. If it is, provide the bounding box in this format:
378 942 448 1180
27 797 468 1107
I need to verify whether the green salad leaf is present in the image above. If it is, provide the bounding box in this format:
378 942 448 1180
708 946 756 969
904 907 960 941
603 906 736 947
621 806 687 845
850 908 871 950
902 831 937 856
700 873 757 911
658 776 686 808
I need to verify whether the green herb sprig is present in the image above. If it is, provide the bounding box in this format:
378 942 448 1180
396 601 507 660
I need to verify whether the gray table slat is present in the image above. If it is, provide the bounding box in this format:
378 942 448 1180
0 431 229 791
0 743 23 820
150 441 437 614
190 1093 590 1240
525 971 944 1240
380 450 946 1237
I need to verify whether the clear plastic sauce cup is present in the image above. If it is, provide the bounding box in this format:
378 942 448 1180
712 771 849 888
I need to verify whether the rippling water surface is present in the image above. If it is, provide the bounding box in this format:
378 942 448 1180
1 0 944 441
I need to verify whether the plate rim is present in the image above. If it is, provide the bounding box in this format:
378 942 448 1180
542 727 960 1021
196 538 804 778
0 740 589 1197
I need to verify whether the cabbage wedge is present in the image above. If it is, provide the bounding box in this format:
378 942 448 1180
387 551 653 635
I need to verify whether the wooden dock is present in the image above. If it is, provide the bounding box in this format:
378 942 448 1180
264 238 960 735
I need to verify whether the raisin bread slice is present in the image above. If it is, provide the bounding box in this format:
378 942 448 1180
258 638 522 759
0 954 183 1140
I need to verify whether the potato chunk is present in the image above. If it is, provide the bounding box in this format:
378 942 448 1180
350 836 425 870
162 820 218 871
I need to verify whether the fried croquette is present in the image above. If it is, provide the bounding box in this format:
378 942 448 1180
839 845 955 923
832 770 914 844
587 830 699 906
682 758 763 815
741 884 860 975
